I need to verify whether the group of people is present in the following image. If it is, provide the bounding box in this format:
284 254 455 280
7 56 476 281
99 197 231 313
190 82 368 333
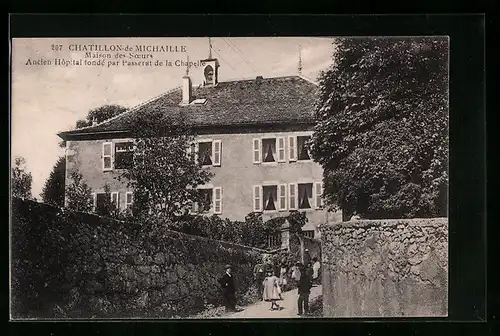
252 253 322 315
218 253 321 316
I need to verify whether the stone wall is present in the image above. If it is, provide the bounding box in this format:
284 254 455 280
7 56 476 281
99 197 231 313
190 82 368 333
11 198 264 319
320 218 448 317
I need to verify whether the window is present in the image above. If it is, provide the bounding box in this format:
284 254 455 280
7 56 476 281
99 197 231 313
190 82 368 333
102 142 113 171
288 136 297 161
262 185 278 211
297 136 311 161
125 192 133 213
115 142 134 169
214 187 222 214
191 140 222 167
303 230 315 239
262 138 277 163
96 193 107 215
277 137 286 162
298 183 313 209
111 192 120 209
253 139 261 164
198 141 213 166
193 188 213 213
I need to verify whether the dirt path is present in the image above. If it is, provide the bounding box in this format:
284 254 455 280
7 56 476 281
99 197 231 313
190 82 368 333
227 285 322 319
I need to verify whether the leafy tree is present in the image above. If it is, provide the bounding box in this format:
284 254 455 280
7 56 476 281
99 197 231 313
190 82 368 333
121 110 213 228
11 156 33 199
310 37 449 219
60 104 127 148
66 172 93 212
41 156 66 206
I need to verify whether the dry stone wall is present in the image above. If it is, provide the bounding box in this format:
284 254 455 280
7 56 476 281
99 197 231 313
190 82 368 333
320 218 448 317
11 198 264 319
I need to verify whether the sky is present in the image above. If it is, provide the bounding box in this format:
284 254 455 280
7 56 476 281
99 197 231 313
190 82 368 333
11 37 336 199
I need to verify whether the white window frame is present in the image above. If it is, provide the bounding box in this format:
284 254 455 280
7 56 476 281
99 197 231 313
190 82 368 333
297 182 314 210
213 187 222 214
261 182 279 213
314 181 324 209
253 185 263 212
296 135 313 162
288 183 298 210
253 138 261 164
277 137 286 162
278 184 287 211
261 137 278 165
111 192 120 210
213 140 222 166
102 142 113 171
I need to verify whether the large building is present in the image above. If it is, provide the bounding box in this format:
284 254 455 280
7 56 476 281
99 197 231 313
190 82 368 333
58 56 342 238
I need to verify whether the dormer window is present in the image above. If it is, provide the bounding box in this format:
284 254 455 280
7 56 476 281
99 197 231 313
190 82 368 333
204 65 214 85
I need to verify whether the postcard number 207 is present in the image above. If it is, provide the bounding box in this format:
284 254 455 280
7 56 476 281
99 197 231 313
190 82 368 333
51 44 63 51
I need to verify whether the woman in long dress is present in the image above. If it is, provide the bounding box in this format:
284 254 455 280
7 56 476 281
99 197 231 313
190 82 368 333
262 269 281 311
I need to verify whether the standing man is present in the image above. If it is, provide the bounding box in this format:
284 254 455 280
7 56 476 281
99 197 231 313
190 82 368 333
253 261 266 297
297 264 312 316
219 264 237 312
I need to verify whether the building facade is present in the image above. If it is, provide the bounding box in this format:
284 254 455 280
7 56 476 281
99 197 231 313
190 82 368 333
58 57 342 237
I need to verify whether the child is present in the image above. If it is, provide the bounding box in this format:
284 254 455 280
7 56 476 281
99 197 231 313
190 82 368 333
262 269 281 311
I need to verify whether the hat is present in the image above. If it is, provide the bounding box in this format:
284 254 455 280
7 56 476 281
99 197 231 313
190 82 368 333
296 261 302 265
225 264 232 269
305 249 309 252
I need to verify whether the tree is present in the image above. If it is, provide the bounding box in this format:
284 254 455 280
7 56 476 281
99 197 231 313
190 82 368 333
310 37 448 219
12 156 33 199
60 104 127 148
66 171 93 212
41 156 66 206
121 110 213 228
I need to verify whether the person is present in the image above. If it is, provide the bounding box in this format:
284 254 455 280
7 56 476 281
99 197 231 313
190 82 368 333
218 264 237 312
297 264 312 316
279 262 288 293
290 261 302 287
262 269 281 311
303 248 311 266
253 261 266 297
312 257 321 284
305 261 314 280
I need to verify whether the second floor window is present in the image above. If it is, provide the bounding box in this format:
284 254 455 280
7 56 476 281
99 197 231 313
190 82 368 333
188 140 222 167
115 142 134 169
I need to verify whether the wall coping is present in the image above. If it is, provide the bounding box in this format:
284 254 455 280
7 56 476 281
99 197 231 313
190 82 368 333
319 217 448 231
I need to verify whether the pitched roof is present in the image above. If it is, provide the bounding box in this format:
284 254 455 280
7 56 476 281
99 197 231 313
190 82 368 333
58 75 318 139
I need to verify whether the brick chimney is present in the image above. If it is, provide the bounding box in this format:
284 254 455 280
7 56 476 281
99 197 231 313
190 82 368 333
182 75 192 105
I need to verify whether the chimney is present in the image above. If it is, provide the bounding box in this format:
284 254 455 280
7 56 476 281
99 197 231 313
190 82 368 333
182 75 192 105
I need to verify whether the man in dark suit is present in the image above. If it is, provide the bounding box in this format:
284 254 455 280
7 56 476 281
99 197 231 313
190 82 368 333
219 264 236 312
297 265 312 316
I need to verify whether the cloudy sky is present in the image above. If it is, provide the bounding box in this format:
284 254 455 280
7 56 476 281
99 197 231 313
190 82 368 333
11 37 335 199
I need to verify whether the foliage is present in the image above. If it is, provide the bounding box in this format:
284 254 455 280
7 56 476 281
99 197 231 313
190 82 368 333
310 37 449 219
121 110 213 228
41 156 66 206
66 171 93 212
11 156 33 199
60 104 127 148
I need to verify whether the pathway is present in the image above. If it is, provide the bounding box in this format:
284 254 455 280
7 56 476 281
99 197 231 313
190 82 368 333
227 285 322 319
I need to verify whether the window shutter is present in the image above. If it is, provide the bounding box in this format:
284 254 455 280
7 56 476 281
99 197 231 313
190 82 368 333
213 187 222 214
213 140 221 166
277 137 286 162
315 182 324 209
278 184 287 211
253 138 261 164
253 185 262 212
91 193 97 212
288 136 297 161
102 142 113 170
289 183 298 210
